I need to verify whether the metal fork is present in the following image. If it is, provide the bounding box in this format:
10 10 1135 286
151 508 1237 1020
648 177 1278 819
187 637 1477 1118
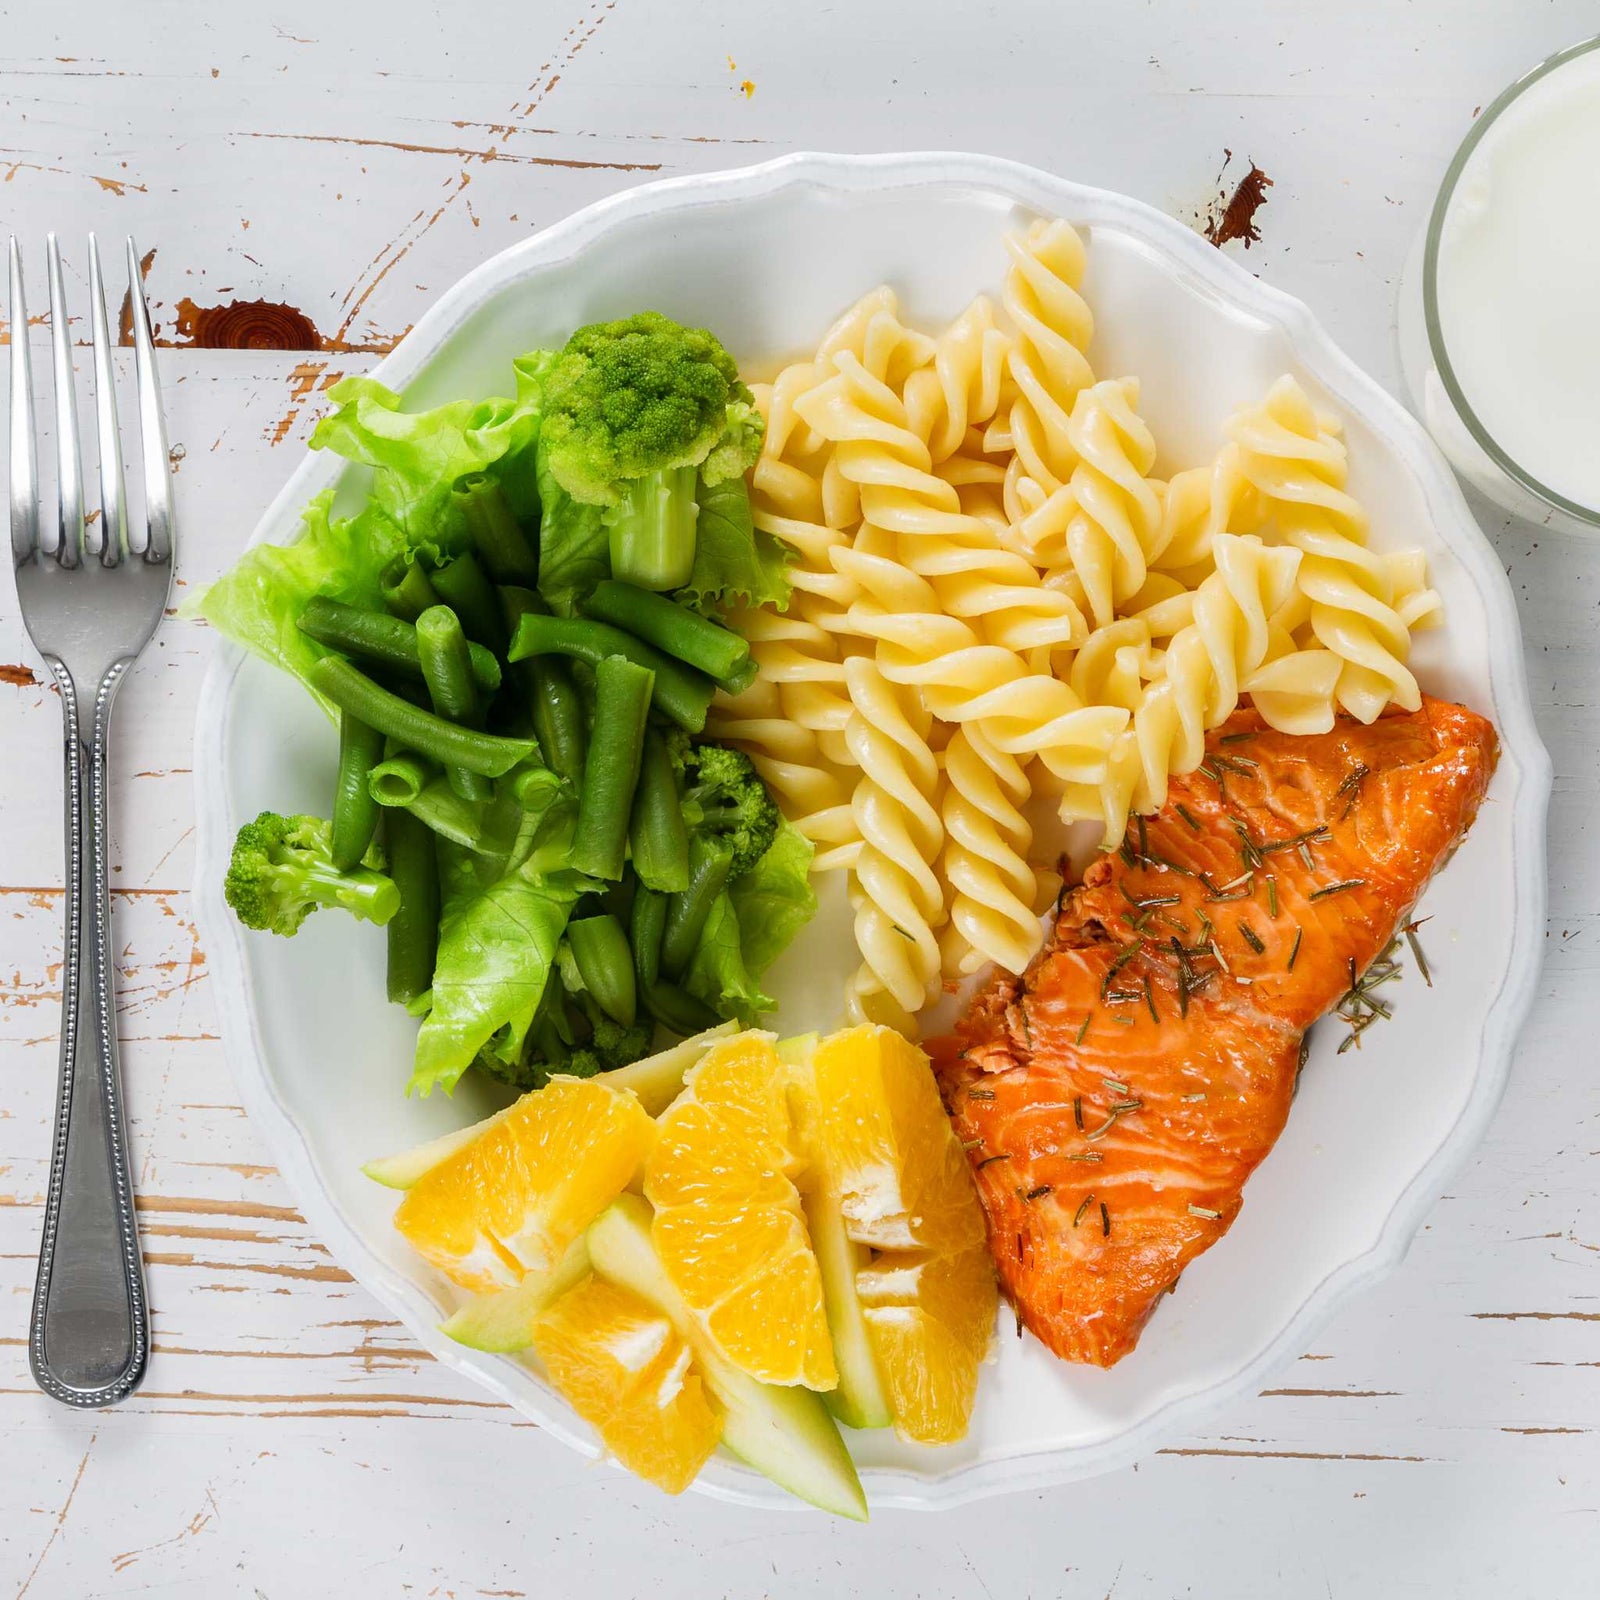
9 234 173 1406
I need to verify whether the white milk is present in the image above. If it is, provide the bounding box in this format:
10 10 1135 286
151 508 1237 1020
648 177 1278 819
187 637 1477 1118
1434 46 1600 512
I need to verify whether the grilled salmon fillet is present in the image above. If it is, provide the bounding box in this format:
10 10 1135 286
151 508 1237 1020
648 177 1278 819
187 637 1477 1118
929 696 1498 1368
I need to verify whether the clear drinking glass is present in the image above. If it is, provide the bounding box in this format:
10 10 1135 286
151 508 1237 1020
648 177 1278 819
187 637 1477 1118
1398 34 1600 532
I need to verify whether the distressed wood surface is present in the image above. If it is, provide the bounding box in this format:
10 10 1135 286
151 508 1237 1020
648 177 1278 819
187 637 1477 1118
1 3 1597 1595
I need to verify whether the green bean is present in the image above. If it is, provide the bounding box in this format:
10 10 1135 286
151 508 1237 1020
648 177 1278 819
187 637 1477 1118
567 914 637 1029
431 549 507 654
628 726 690 892
509 612 714 733
455 473 538 585
380 555 441 622
298 597 501 695
583 579 755 694
330 710 386 871
416 605 491 803
641 980 720 1037
631 885 666 990
310 656 536 777
502 588 588 786
510 764 563 814
570 656 654 882
384 808 439 1007
661 836 734 979
368 752 434 807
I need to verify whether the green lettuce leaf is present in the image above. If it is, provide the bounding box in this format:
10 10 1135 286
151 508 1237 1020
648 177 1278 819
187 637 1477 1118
534 439 609 615
729 819 817 977
410 864 582 1097
682 891 772 1026
492 351 560 525
677 473 792 616
310 368 548 561
681 820 816 1024
187 490 403 711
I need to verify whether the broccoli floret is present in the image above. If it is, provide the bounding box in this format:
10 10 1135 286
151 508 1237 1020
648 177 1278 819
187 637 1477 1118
567 1012 653 1078
474 1006 651 1090
470 1044 544 1093
538 312 765 592
681 743 780 879
224 811 398 937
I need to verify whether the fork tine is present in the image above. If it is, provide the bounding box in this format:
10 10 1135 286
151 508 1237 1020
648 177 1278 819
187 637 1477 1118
8 239 39 564
45 234 83 568
124 236 170 564
85 235 126 567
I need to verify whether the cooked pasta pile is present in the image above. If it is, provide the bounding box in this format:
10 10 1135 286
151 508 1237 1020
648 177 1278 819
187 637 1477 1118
711 219 1441 1032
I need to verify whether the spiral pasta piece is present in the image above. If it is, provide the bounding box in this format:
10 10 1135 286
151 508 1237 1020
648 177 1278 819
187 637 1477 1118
797 351 1087 666
940 723 1042 978
993 218 1096 496
833 526 1126 784
1019 377 1164 629
902 296 1011 465
1151 444 1264 576
1061 534 1342 841
1226 376 1435 721
841 657 946 1032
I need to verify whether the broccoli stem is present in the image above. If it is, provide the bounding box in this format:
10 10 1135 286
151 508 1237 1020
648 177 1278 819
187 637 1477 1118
582 579 754 694
385 807 439 1007
300 852 400 924
508 612 713 733
660 835 734 979
416 606 492 803
604 464 698 591
628 727 691 892
297 597 501 694
570 656 654 882
567 914 637 1029
330 710 385 871
310 656 536 777
454 473 538 586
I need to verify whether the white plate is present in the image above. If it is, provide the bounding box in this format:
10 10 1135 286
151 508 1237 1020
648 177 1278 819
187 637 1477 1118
192 152 1550 1510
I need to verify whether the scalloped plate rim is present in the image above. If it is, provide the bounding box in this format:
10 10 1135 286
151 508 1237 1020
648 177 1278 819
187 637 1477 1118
191 150 1550 1511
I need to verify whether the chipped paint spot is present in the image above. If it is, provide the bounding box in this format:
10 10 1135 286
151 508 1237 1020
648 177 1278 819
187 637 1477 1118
741 80 755 99
169 296 320 351
0 663 40 687
1201 149 1273 249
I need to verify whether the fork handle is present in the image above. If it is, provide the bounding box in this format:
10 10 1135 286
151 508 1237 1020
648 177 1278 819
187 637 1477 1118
30 663 149 1405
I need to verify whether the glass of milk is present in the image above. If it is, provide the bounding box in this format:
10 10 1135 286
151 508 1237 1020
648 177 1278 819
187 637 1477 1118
1398 35 1600 532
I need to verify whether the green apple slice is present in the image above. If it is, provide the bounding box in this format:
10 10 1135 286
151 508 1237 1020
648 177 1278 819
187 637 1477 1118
440 1237 592 1353
587 1194 868 1521
604 1021 739 1115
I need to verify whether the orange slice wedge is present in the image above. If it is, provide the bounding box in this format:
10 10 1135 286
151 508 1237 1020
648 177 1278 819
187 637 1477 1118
532 1275 721 1495
394 1076 653 1291
645 1032 837 1390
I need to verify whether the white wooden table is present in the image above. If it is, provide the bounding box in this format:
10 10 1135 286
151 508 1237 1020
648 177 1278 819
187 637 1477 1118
1 4 1595 1594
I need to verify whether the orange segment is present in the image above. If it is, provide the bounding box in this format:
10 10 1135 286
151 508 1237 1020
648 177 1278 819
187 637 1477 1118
645 1033 837 1390
532 1275 721 1495
799 1025 996 1444
810 1025 987 1253
395 1077 654 1291
856 1244 996 1445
